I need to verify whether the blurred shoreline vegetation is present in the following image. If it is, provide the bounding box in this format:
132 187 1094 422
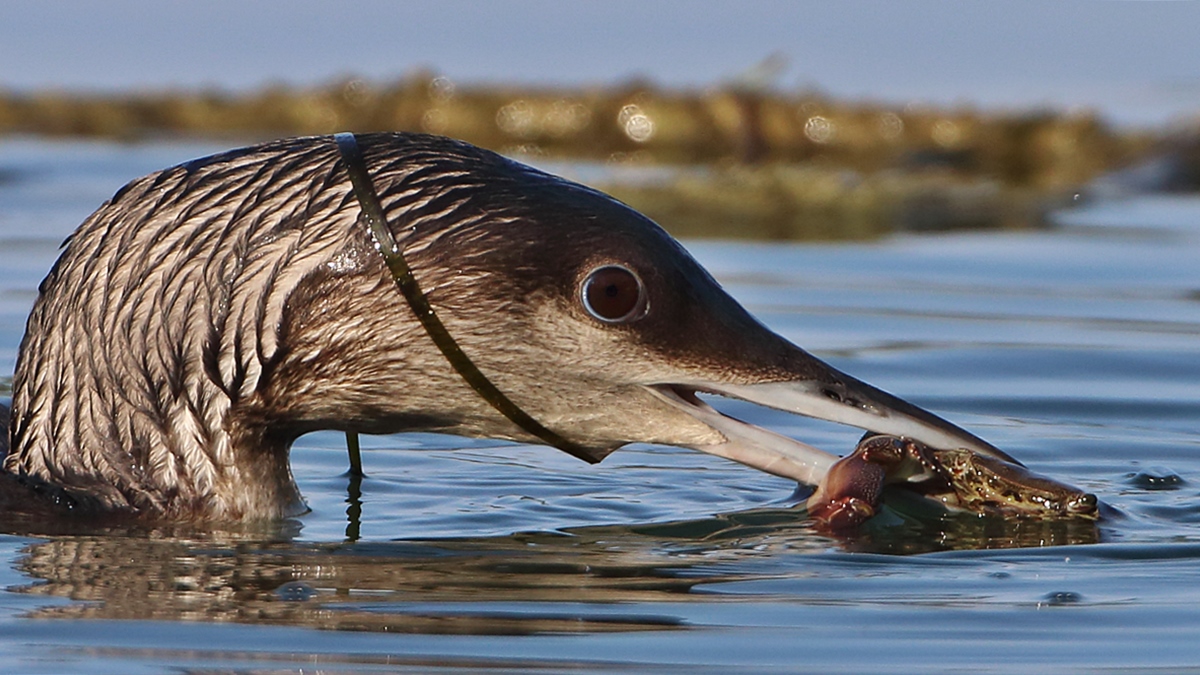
0 71 1183 240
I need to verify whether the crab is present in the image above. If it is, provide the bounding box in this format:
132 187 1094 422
808 434 1099 530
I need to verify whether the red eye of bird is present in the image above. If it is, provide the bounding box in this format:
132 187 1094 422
580 265 648 323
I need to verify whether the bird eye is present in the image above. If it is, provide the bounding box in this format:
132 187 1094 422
580 265 648 323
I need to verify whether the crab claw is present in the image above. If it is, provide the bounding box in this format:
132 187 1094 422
807 435 905 529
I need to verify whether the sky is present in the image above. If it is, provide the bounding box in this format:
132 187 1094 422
2 0 1198 126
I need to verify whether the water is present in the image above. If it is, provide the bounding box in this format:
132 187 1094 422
1 137 1199 672
6 2 1200 127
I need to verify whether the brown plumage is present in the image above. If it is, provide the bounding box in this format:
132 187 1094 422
2 132 1008 523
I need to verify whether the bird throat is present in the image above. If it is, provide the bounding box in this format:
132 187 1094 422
333 133 600 463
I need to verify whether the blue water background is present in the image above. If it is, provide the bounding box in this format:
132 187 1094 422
4 1 1200 127
0 137 1199 672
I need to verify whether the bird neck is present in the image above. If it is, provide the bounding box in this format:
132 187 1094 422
2 153 359 521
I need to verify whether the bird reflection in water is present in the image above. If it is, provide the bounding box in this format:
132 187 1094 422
8 505 1098 635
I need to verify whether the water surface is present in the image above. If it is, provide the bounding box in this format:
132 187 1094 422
1 138 1199 672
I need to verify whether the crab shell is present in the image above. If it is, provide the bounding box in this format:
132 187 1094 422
808 435 1098 530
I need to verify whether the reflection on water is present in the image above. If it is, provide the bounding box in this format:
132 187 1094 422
1 139 1200 672
7 502 1102 637
11 522 774 634
17 532 703 634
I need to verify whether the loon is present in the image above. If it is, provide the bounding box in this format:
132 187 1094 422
0 132 1016 522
